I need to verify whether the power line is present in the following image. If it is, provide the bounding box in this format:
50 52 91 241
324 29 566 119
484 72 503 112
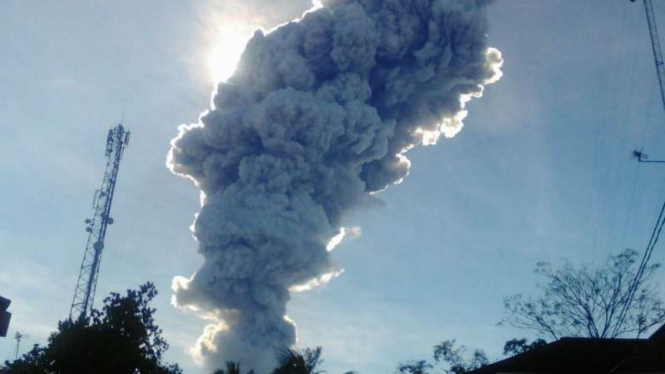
613 0 665 337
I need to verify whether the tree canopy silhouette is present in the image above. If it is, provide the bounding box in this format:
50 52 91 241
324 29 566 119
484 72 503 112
501 338 547 357
266 347 354 374
213 361 253 374
0 282 182 374
271 347 325 374
501 249 665 339
397 340 488 374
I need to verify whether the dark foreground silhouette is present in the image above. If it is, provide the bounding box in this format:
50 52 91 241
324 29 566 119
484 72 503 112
4 269 664 374
1 283 183 374
0 284 351 374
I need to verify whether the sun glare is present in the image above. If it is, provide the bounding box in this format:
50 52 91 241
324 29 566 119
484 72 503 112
208 23 256 84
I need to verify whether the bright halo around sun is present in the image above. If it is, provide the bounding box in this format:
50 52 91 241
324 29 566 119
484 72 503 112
208 22 256 84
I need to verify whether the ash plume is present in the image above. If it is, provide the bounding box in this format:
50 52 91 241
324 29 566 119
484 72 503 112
168 0 502 372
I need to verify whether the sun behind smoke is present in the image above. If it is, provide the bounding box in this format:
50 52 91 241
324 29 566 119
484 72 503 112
208 23 256 84
170 1 503 372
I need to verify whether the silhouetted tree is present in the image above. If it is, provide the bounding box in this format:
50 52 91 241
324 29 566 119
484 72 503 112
501 249 665 339
396 360 432 374
213 361 253 374
0 345 49 374
272 347 324 374
433 340 488 374
501 249 665 340
270 347 354 374
397 336 551 374
0 282 183 374
502 338 547 357
397 340 487 374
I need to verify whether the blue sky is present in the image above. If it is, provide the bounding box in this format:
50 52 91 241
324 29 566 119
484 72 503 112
1 1 665 374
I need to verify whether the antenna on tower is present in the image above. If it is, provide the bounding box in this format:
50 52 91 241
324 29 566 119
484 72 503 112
69 123 130 322
14 332 29 360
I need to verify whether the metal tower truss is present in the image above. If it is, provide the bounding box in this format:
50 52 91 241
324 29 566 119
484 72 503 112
644 0 665 115
69 124 130 321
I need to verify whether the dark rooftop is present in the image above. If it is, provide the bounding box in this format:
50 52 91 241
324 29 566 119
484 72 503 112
469 325 665 374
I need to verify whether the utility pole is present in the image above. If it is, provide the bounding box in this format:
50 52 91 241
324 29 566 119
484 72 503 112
69 124 130 322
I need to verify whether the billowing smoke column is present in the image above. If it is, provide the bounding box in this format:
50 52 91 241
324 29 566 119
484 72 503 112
168 0 502 372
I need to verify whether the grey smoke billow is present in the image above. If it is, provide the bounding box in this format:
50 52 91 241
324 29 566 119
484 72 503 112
168 0 502 372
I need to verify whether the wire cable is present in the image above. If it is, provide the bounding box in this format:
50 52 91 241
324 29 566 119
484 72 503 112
613 196 665 336
612 0 665 337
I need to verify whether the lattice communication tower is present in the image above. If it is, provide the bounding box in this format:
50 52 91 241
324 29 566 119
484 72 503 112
69 124 130 321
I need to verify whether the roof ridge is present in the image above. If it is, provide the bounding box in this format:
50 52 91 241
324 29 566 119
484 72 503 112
648 323 665 341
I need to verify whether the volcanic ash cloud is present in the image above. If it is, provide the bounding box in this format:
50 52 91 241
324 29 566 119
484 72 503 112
168 0 503 372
